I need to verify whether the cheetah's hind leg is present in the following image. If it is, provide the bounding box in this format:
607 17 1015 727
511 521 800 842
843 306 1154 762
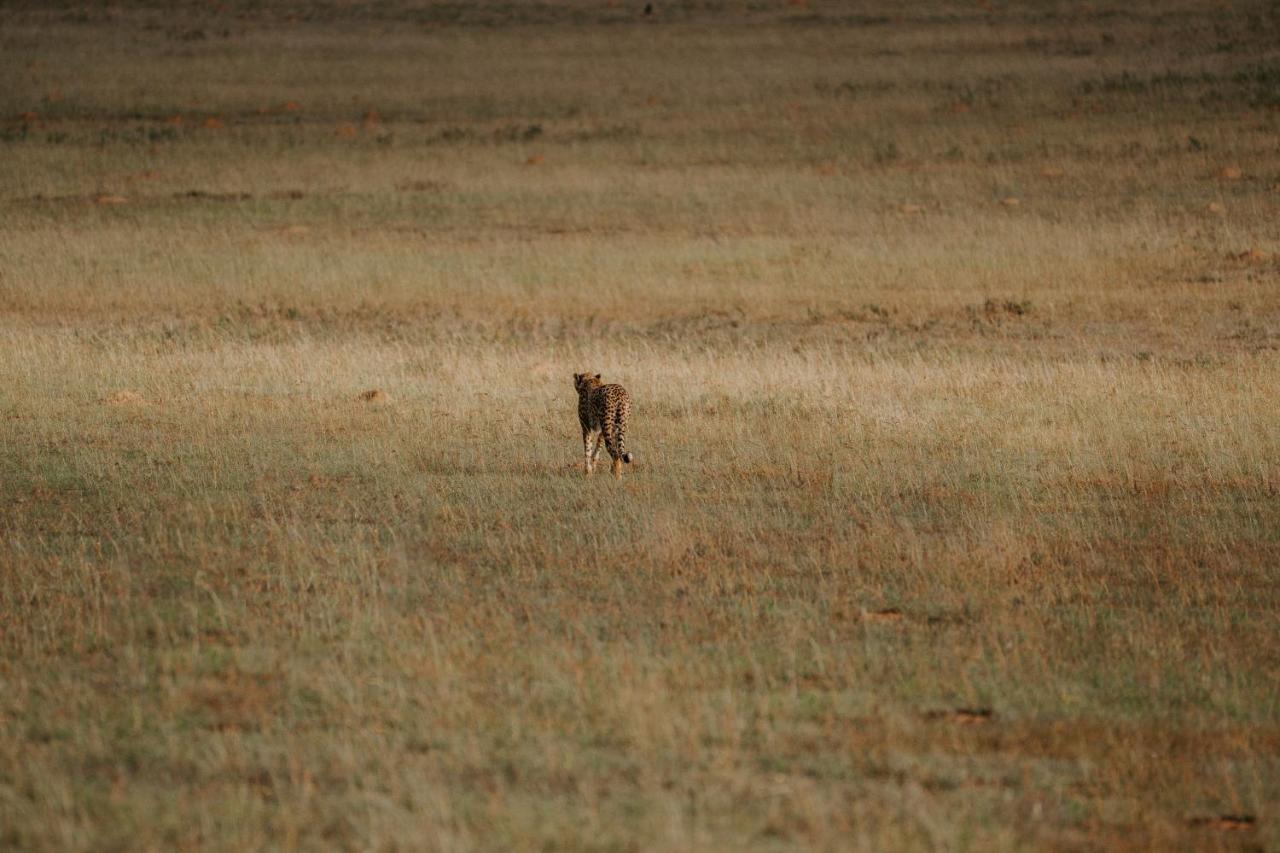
603 422 624 479
584 429 602 476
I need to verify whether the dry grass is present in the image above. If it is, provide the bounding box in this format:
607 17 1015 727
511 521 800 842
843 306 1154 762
1 1 1279 850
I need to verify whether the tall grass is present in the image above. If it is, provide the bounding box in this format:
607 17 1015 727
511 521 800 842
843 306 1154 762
1 1 1278 849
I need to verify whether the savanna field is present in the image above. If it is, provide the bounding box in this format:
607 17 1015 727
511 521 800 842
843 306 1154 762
1 1 1279 849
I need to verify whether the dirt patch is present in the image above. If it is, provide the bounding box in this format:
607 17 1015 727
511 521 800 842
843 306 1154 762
1189 814 1256 831
863 608 905 624
926 707 995 725
1233 248 1267 262
178 669 281 732
176 190 252 202
396 179 449 193
102 390 146 406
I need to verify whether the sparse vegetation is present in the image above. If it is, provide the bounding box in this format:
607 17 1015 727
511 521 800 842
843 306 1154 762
1 1 1278 850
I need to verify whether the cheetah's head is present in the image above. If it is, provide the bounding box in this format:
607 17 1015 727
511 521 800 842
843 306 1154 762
573 372 603 393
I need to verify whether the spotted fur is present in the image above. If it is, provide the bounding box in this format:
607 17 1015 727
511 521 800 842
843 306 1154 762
573 372 634 478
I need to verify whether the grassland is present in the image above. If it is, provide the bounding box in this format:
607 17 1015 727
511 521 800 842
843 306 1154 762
1 1 1279 850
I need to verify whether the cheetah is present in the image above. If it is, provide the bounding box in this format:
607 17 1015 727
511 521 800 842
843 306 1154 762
573 372 634 478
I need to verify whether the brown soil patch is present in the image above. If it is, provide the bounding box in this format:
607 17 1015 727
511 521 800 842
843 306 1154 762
179 670 281 732
396 180 448 193
864 608 905 624
177 190 252 202
103 390 145 406
926 707 995 724
1189 814 1256 831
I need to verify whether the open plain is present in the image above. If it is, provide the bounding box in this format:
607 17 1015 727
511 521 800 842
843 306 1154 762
1 1 1278 849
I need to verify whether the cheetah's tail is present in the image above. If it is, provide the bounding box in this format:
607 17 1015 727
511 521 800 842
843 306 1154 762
614 407 633 464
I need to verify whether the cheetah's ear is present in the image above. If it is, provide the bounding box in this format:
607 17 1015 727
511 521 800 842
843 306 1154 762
594 373 601 381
